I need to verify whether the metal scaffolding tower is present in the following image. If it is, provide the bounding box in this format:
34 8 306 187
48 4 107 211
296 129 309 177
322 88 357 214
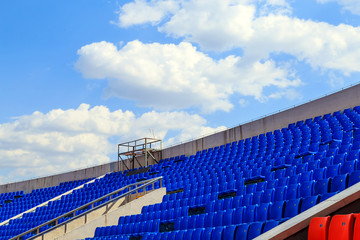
117 138 162 171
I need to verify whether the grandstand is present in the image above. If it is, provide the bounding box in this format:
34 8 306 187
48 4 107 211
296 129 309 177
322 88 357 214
2 84 360 239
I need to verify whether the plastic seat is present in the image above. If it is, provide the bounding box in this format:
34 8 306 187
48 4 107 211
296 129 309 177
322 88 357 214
315 178 330 195
289 174 300 184
330 174 349 193
277 177 289 187
313 168 326 181
300 171 313 183
211 226 224 240
234 207 245 224
353 213 360 240
284 198 301 218
244 205 257 223
286 184 300 200
326 164 341 178
190 229 202 240
320 157 333 168
308 216 331 240
308 160 320 171
352 141 360 151
242 193 253 206
262 189 274 203
256 181 267 192
349 171 360 187
296 163 308 174
333 153 347 165
266 180 278 189
256 203 270 222
328 214 356 240
205 213 215 228
321 192 337 201
274 186 287 202
206 201 215 213
235 223 250 240
252 191 263 205
188 215 199 229
214 200 224 212
274 169 285 179
263 220 279 233
269 201 285 220
223 225 237 240
326 147 339 157
341 160 358 174
285 166 297 177
223 209 234 226
301 195 320 213
347 149 360 161
196 214 206 228
201 228 213 240
214 212 224 227
248 222 264 240
184 229 195 240
180 217 189 230
299 180 315 198
232 196 243 208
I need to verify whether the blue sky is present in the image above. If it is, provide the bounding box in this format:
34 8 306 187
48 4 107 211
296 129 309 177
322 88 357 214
1 0 360 183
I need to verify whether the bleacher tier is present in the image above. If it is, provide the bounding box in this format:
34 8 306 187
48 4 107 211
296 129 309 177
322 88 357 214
3 105 360 239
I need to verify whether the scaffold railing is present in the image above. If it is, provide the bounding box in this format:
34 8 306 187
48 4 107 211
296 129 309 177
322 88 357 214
118 138 162 171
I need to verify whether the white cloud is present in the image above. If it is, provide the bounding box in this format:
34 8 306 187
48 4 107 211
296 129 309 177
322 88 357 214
159 0 256 51
117 0 179 27
76 40 301 113
0 104 225 183
117 0 360 75
317 0 360 15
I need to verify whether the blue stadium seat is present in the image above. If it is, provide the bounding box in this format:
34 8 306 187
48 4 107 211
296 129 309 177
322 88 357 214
211 226 224 240
341 160 357 174
326 164 341 178
263 220 279 233
284 198 301 218
313 168 326 181
286 184 300 200
301 195 320 213
262 189 274 203
233 207 245 224
256 203 270 222
252 191 263 205
349 171 360 187
330 174 349 193
248 222 264 240
201 228 213 240
235 223 250 240
223 225 237 240
205 213 216 228
270 201 285 220
274 186 287 202
244 205 257 223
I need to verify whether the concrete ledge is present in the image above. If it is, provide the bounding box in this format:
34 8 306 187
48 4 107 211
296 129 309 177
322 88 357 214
33 187 166 240
255 182 360 240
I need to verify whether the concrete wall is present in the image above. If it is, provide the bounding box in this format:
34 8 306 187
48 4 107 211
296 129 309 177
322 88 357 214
0 162 117 194
1 84 360 193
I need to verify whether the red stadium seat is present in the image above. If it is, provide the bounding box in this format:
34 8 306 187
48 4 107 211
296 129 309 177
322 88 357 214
329 214 356 240
308 216 331 240
353 214 360 240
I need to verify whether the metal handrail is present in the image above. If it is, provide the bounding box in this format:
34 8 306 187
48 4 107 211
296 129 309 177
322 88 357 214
10 176 163 240
0 174 105 227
